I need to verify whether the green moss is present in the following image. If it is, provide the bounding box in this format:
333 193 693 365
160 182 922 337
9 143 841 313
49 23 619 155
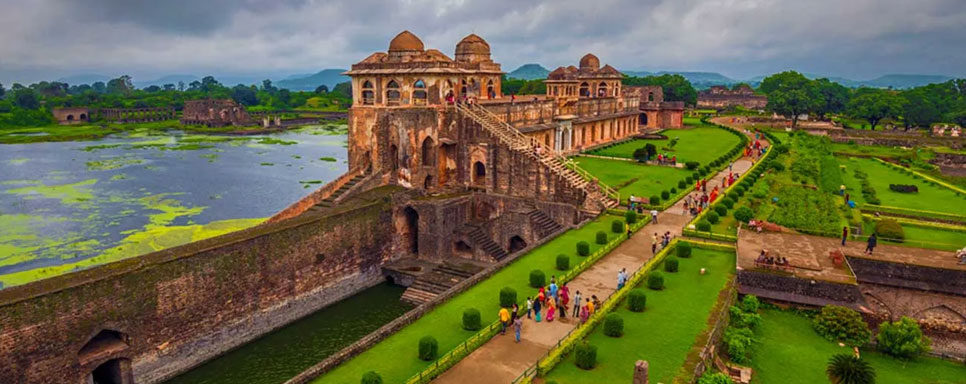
319 157 337 162
5 179 98 205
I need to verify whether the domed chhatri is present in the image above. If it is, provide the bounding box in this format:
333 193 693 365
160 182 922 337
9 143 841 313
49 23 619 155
456 34 490 55
388 30 425 52
579 53 600 70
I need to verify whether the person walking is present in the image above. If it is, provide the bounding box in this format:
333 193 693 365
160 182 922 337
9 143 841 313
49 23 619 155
572 290 582 317
617 268 626 289
533 295 543 322
650 209 658 224
841 226 848 246
729 161 734 172
592 295 600 314
865 233 878 256
652 233 658 254
499 306 510 335
546 297 556 322
580 301 590 324
560 283 570 318
526 297 533 319
548 279 558 300
513 316 523 343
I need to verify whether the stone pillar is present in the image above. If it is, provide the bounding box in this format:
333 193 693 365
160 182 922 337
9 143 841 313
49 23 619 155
633 360 649 384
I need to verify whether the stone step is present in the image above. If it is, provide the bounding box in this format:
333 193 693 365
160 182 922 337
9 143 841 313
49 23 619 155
401 287 437 306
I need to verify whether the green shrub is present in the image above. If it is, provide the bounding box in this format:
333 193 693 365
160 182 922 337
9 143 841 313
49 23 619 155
499 287 518 308
576 241 590 256
361 371 383 384
697 372 734 384
575 341 597 370
670 187 677 194
707 211 720 224
812 305 872 347
556 254 570 271
625 210 638 225
686 176 694 184
721 197 735 209
729 306 762 329
462 308 482 331
650 195 661 205
733 206 754 223
727 191 739 202
699 168 708 177
676 242 692 258
692 172 700 180
715 205 727 217
418 336 438 361
826 354 876 384
740 295 760 313
697 219 711 232
877 317 931 358
661 190 670 200
664 258 679 272
603 313 624 337
647 271 665 290
685 161 700 170
735 186 746 197
611 220 624 233
595 231 607 244
723 327 755 364
529 270 546 289
628 289 647 312
678 180 688 189
875 219 905 242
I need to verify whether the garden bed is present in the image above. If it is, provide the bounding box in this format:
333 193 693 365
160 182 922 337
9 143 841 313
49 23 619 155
586 122 742 166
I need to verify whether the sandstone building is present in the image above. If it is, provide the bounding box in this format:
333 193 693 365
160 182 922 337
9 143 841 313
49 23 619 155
697 84 768 110
180 99 253 127
52 107 90 125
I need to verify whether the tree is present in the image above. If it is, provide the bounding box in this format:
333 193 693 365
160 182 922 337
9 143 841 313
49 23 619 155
901 88 941 129
200 76 223 93
143 85 162 93
314 84 329 94
231 84 258 106
333 81 352 98
0 82 5 99
812 305 872 347
106 75 134 94
277 89 292 107
847 90 903 130
826 354 875 384
760 71 822 128
177 81 185 92
813 78 851 119
876 317 930 359
163 83 176 91
262 79 278 94
12 88 41 109
623 74 697 105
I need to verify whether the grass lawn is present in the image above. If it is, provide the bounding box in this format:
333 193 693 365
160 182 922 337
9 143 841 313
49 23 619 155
587 124 740 166
751 309 966 384
860 221 966 251
543 248 736 384
316 215 625 383
830 142 929 160
839 157 966 214
572 157 693 204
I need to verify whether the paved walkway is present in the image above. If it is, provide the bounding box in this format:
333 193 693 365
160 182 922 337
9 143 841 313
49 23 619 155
432 129 761 384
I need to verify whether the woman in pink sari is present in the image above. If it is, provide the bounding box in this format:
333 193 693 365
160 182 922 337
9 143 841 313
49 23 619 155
545 297 556 322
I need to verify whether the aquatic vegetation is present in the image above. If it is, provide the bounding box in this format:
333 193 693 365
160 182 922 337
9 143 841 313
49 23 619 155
86 157 144 171
257 137 298 146
260 162 274 166
300 180 323 184
6 179 98 205
319 157 337 162
7 158 29 165
200 154 219 162
160 143 215 151
110 174 128 181
81 143 123 152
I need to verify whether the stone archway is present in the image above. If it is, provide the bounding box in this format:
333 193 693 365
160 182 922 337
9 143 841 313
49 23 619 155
80 329 133 384
639 113 648 126
403 206 419 255
473 161 486 186
424 175 434 190
508 235 527 253
454 240 472 258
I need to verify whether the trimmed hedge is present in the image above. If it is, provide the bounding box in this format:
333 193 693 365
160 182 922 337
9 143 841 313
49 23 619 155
596 231 608 244
575 341 597 370
734 206 754 223
603 313 624 337
529 270 546 288
556 254 570 271
500 287 518 308
628 289 647 312
611 220 625 233
875 219 905 242
650 195 661 205
661 190 670 200
361 371 383 384
707 211 720 224
697 219 712 232
714 205 727 217
462 308 482 331
665 258 679 272
625 210 638 224
677 242 692 258
647 271 665 290
418 336 438 361
678 180 688 189
576 241 590 256
720 197 735 209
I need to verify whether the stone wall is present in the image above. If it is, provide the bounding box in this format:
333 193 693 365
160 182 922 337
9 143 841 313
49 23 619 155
847 257 966 296
736 270 863 308
0 187 401 384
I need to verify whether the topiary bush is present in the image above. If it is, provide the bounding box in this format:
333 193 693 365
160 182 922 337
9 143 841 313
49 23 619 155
647 271 665 290
462 308 481 331
418 336 438 361
721 197 735 209
628 289 647 312
361 371 383 384
650 195 661 205
875 219 905 243
678 180 687 189
677 242 692 258
664 258 679 272
596 231 607 244
576 241 590 256
741 294 760 313
686 161 700 170
715 205 727 217
813 305 872 347
625 210 638 224
707 211 720 224
611 219 624 233
529 270 546 289
603 313 624 337
734 207 754 223
877 316 931 358
500 287 518 308
670 187 677 194
556 254 570 271
697 219 712 232
575 341 598 370
661 190 670 200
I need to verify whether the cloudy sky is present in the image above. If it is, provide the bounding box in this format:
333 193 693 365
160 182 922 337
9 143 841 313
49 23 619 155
1 0 964 85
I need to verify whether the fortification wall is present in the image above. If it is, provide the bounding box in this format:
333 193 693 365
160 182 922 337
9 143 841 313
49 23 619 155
737 270 863 308
0 187 401 384
848 257 966 296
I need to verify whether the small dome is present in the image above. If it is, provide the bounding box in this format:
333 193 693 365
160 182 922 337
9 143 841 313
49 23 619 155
579 53 600 69
389 30 424 52
456 34 490 56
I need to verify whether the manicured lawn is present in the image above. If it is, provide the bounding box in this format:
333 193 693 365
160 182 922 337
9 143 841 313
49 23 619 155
316 215 624 383
543 248 736 384
751 310 966 384
861 222 966 252
830 142 928 160
587 124 741 166
839 157 966 214
572 157 693 204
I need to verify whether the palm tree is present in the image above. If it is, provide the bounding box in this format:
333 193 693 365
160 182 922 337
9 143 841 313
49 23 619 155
827 353 876 384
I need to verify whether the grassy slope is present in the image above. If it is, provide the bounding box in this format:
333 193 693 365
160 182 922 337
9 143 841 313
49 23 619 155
317 217 619 383
751 310 966 384
543 248 735 384
588 126 740 166
571 157 692 204
839 157 966 213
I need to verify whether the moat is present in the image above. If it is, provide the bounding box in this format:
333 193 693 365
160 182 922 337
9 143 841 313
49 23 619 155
0 125 348 288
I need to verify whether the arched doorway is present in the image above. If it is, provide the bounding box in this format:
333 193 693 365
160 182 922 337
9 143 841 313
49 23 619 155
403 207 419 254
389 144 399 170
362 80 375 105
80 330 133 384
473 161 486 186
67 114 75 122
386 80 401 106
579 82 589 97
421 137 436 166
424 175 434 190
454 240 472 258
639 113 648 126
80 113 87 120
508 235 527 253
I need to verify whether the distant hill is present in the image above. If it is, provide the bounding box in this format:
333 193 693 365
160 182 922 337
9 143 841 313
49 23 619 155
275 69 349 91
622 70 739 89
862 74 953 89
506 64 550 80
56 74 111 86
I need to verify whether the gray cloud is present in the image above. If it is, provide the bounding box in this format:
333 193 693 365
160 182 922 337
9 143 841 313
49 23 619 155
0 0 964 85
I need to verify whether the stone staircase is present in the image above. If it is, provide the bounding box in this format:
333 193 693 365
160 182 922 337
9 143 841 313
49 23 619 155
400 263 486 305
307 174 365 212
528 208 564 238
455 103 619 210
467 225 510 262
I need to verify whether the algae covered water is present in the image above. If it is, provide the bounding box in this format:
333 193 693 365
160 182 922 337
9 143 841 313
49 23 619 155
0 125 348 288
165 282 412 384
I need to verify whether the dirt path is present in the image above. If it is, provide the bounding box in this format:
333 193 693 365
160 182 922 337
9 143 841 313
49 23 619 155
432 126 762 384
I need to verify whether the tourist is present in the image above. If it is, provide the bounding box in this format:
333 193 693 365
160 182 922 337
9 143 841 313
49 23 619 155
756 250 767 264
546 297 556 322
866 233 878 256
560 283 570 318
549 279 558 300
533 294 543 322
586 297 595 315
617 268 627 289
573 290 582 317
729 161 734 172
511 303 520 323
841 226 848 246
526 297 533 319
627 225 632 239
513 315 523 342
651 209 658 224
580 300 590 323
499 306 510 335
592 295 601 312
652 233 658 254
957 247 966 265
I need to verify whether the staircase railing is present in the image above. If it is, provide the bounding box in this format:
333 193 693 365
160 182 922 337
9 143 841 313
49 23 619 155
455 103 620 207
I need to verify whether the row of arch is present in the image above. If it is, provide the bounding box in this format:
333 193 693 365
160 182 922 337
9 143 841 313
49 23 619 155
360 78 497 106
548 81 621 98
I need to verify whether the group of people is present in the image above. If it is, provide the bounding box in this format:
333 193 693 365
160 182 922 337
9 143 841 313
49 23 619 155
957 247 966 265
651 231 673 253
499 275 608 343
655 153 676 166
755 250 790 267
744 139 768 159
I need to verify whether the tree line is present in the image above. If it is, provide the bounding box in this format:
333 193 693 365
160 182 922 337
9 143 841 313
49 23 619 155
760 71 966 130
